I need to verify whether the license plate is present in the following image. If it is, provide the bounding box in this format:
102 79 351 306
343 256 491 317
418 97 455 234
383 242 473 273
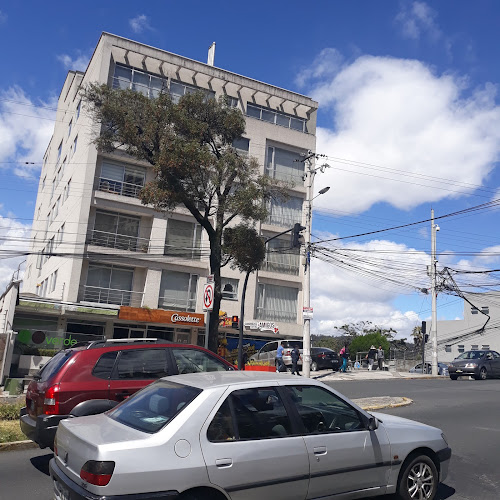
53 479 70 500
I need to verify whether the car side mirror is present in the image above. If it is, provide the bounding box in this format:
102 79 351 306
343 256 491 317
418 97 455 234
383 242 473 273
367 416 378 431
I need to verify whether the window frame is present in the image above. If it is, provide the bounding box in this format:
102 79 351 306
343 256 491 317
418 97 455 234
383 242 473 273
110 347 172 381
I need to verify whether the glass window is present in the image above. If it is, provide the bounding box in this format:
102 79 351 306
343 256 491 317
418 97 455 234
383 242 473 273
73 136 78 156
471 345 479 350
231 387 293 439
482 345 490 350
285 385 364 433
159 270 198 311
265 238 300 275
266 147 305 184
481 307 489 314
491 351 500 359
109 380 201 433
246 104 261 119
207 399 235 442
458 345 465 353
68 119 72 138
38 351 73 382
445 345 452 352
232 137 249 154
57 141 62 163
172 348 230 374
76 101 81 119
256 283 298 323
115 349 169 380
471 308 478 314
261 342 278 354
266 195 303 228
165 219 202 259
222 278 238 300
92 352 118 379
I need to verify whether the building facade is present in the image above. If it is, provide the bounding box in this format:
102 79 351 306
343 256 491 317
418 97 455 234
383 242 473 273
20 33 318 350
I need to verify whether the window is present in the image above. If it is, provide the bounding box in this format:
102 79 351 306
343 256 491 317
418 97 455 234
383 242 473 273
264 238 300 275
50 270 58 293
221 278 239 300
207 400 235 442
85 264 135 306
230 387 293 440
232 137 249 155
68 119 72 138
482 345 490 350
92 211 141 251
56 141 62 164
72 136 78 156
471 345 479 350
164 219 202 259
42 176 46 191
115 349 169 380
76 100 81 119
169 79 215 103
266 196 303 228
54 197 60 218
172 348 230 374
445 345 452 353
57 223 65 246
481 306 489 314
109 380 201 433
99 162 145 198
225 96 239 108
247 103 307 133
51 179 55 199
256 283 298 323
471 307 478 314
159 270 198 312
266 146 305 184
64 178 71 201
260 342 278 354
92 352 118 379
458 345 465 353
285 385 364 434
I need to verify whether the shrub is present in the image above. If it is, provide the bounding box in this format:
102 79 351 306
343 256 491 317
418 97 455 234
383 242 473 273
0 400 25 421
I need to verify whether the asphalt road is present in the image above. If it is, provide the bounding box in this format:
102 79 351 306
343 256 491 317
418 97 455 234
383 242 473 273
0 378 498 500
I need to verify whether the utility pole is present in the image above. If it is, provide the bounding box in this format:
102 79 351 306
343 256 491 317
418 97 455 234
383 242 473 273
301 153 329 378
431 209 439 376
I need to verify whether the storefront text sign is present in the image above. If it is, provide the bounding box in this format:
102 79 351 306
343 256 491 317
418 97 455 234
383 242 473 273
119 307 205 327
244 321 279 334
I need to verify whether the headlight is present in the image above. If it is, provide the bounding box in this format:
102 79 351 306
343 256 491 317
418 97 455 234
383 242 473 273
464 363 477 368
441 432 449 446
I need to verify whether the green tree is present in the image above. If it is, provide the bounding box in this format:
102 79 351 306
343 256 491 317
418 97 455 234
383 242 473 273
349 333 390 361
82 86 286 352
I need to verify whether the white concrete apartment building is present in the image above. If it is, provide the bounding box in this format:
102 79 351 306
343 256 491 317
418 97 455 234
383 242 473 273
21 32 318 347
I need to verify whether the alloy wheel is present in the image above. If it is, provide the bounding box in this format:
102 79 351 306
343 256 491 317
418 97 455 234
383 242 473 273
406 462 435 499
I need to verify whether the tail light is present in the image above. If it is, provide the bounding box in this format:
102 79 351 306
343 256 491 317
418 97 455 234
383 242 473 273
318 354 326 359
285 350 291 356
80 461 115 486
43 385 60 415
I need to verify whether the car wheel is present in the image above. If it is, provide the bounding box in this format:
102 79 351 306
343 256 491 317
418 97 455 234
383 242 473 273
449 374 458 380
476 367 487 381
397 454 438 500
311 361 318 372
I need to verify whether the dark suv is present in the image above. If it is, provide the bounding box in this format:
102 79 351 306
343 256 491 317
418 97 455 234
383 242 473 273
20 339 234 449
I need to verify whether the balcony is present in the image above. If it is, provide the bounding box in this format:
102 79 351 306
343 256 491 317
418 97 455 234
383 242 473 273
82 285 143 307
88 229 149 253
255 308 297 323
98 177 143 199
263 257 300 276
158 294 196 312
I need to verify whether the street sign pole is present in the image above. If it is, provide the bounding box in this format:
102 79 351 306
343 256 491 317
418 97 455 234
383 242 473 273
204 311 210 350
203 279 214 351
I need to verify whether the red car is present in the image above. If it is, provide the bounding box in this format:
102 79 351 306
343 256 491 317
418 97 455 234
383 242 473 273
20 339 234 449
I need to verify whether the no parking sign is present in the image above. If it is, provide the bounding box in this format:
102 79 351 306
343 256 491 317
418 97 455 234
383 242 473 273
203 283 214 311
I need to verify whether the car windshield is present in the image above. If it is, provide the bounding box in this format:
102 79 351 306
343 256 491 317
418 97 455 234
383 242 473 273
37 350 74 382
283 341 303 349
456 351 484 360
108 380 201 433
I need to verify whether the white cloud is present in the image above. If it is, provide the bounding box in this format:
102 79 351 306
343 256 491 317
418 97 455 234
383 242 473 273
307 54 500 213
56 53 90 72
0 86 56 178
129 14 153 34
0 215 31 293
295 48 343 89
0 10 7 24
395 1 442 42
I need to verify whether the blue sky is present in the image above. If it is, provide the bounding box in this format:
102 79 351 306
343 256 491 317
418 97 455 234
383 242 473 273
1 1 499 339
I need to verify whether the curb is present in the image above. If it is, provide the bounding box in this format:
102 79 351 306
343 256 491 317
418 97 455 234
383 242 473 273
0 440 39 453
359 397 413 411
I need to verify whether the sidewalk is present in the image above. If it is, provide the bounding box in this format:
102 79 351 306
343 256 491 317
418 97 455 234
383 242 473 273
313 369 444 382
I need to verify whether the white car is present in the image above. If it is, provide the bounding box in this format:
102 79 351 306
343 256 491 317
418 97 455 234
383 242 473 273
50 372 451 500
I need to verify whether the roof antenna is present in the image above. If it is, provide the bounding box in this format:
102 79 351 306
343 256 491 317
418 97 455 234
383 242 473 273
207 42 216 66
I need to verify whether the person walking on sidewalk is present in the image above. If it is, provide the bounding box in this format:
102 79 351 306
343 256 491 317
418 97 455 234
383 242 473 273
291 345 301 375
366 345 377 371
276 341 285 373
339 344 349 372
377 345 385 371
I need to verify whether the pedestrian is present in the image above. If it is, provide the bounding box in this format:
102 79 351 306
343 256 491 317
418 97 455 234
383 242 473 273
377 345 385 371
276 341 285 373
291 344 301 375
366 345 377 371
339 344 349 373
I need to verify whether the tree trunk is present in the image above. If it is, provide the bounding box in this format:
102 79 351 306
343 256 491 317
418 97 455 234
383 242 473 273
207 229 223 353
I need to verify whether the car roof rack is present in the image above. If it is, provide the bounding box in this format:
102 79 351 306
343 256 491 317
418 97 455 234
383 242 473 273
86 338 160 349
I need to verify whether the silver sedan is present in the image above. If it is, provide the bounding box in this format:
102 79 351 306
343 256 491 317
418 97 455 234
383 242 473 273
50 372 451 500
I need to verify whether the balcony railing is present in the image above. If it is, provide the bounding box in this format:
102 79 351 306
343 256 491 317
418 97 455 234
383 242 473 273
88 229 149 253
164 244 201 260
263 256 300 276
265 214 302 228
82 285 143 307
255 307 297 323
158 294 196 312
98 177 143 199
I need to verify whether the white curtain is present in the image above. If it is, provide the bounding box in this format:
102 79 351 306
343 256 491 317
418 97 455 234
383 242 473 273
257 284 298 322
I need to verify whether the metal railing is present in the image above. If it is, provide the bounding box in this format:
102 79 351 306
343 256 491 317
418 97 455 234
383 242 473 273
158 294 196 312
98 177 143 198
265 214 302 228
255 308 297 323
263 253 300 275
82 285 143 307
164 244 202 260
88 229 149 253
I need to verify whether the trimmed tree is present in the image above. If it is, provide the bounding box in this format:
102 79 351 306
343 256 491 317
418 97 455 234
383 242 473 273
82 86 286 352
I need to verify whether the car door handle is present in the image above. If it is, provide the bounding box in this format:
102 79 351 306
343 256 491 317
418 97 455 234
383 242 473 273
115 391 132 399
215 458 233 468
313 446 327 455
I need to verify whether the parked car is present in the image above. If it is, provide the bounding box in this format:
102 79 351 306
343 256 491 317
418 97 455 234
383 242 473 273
310 347 340 371
250 339 303 370
50 371 451 500
20 339 234 449
409 362 449 376
447 349 500 380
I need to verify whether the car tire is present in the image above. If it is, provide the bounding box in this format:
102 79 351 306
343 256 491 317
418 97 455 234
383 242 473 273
311 361 318 372
475 367 487 381
449 374 458 380
397 454 438 500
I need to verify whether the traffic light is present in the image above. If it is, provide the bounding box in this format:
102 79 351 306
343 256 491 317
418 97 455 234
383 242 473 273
424 334 429 343
291 223 306 248
421 321 426 334
231 316 239 329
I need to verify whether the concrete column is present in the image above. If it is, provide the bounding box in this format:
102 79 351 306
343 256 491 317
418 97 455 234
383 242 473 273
149 217 167 255
142 268 163 308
